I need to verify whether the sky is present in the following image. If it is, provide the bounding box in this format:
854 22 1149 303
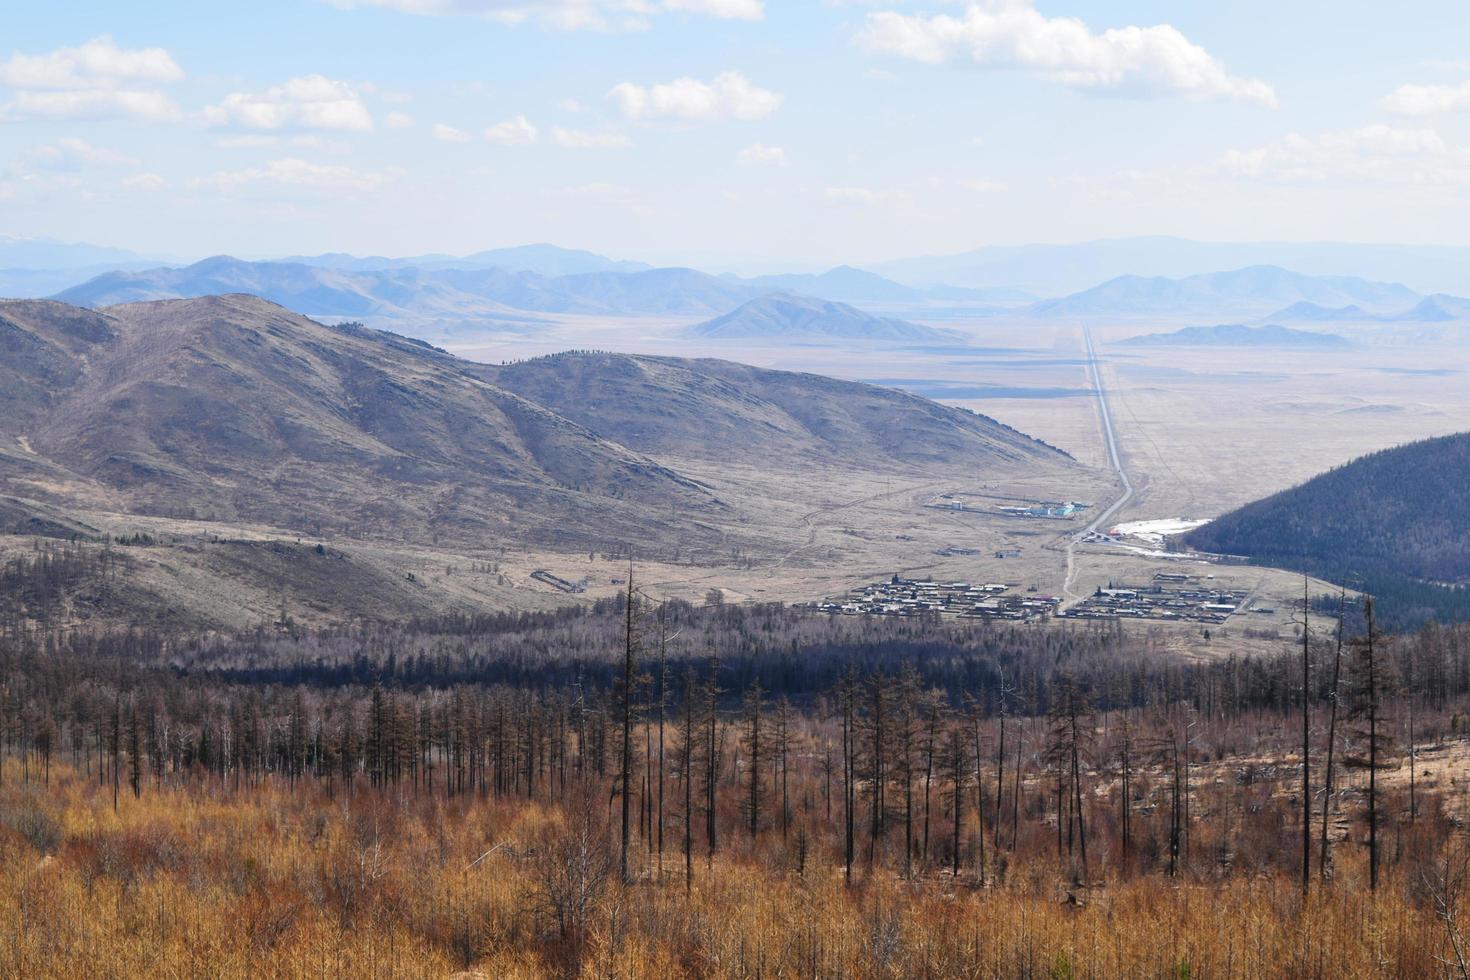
4 1 1470 270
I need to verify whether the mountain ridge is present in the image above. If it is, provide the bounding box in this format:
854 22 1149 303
686 293 955 343
2 295 1070 558
1032 265 1420 318
872 235 1470 296
1185 432 1470 628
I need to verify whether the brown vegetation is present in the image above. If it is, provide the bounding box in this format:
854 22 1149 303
0 594 1467 975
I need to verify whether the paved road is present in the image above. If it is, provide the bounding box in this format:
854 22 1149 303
1062 327 1134 603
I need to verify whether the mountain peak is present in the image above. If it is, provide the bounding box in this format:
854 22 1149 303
686 292 954 343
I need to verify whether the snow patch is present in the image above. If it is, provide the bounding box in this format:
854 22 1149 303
1109 517 1210 545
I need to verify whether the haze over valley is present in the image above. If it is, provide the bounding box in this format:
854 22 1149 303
5 231 1469 635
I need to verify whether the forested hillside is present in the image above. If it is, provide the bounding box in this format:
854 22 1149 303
1186 431 1470 627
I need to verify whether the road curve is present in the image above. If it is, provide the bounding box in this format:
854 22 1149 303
1062 327 1134 603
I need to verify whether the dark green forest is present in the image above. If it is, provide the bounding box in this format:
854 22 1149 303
1186 431 1470 629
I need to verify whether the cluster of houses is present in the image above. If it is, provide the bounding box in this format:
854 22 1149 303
1060 573 1250 623
815 575 1062 622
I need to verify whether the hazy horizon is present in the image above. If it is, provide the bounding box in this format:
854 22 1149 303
8 1 1470 267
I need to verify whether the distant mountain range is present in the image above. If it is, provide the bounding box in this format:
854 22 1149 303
686 293 955 343
0 235 159 269
54 256 766 320
1033 266 1420 318
1185 432 1470 629
50 255 1017 328
280 243 651 277
872 236 1470 296
733 265 1033 307
1118 323 1350 349
16 237 1470 329
1271 294 1470 324
0 237 176 299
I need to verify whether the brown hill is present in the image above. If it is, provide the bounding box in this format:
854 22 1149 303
0 295 1078 626
7 295 719 550
475 351 1061 469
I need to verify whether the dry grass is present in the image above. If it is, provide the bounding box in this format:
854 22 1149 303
0 765 1460 979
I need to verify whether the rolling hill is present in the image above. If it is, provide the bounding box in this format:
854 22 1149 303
1 295 1068 559
1118 323 1350 349
737 266 923 304
1031 266 1420 318
475 351 1059 468
3 295 722 551
1185 432 1470 628
685 293 954 343
1266 301 1373 322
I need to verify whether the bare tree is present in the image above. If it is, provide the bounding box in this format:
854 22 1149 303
530 789 615 945
1429 834 1470 980
741 680 763 837
616 568 642 883
1300 576 1311 893
1348 597 1389 893
1321 587 1346 882
944 723 967 881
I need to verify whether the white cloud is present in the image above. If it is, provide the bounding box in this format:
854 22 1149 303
1315 125 1446 155
824 185 884 204
557 181 631 197
737 142 785 166
662 0 761 21
485 115 538 145
215 134 280 149
196 157 396 192
204 75 375 132
0 89 181 122
552 126 632 148
432 122 471 142
290 134 352 153
1216 125 1462 185
1385 80 1470 117
121 172 167 190
959 177 1006 193
0 36 183 90
0 36 184 122
558 98 586 113
29 137 137 170
321 0 763 29
1216 148 1267 178
859 1 1277 106
610 71 782 123
384 111 415 129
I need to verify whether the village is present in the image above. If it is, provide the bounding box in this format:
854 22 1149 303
1058 572 1255 624
815 569 1257 626
814 575 1063 622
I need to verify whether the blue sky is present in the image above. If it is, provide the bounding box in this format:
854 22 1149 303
4 1 1470 270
